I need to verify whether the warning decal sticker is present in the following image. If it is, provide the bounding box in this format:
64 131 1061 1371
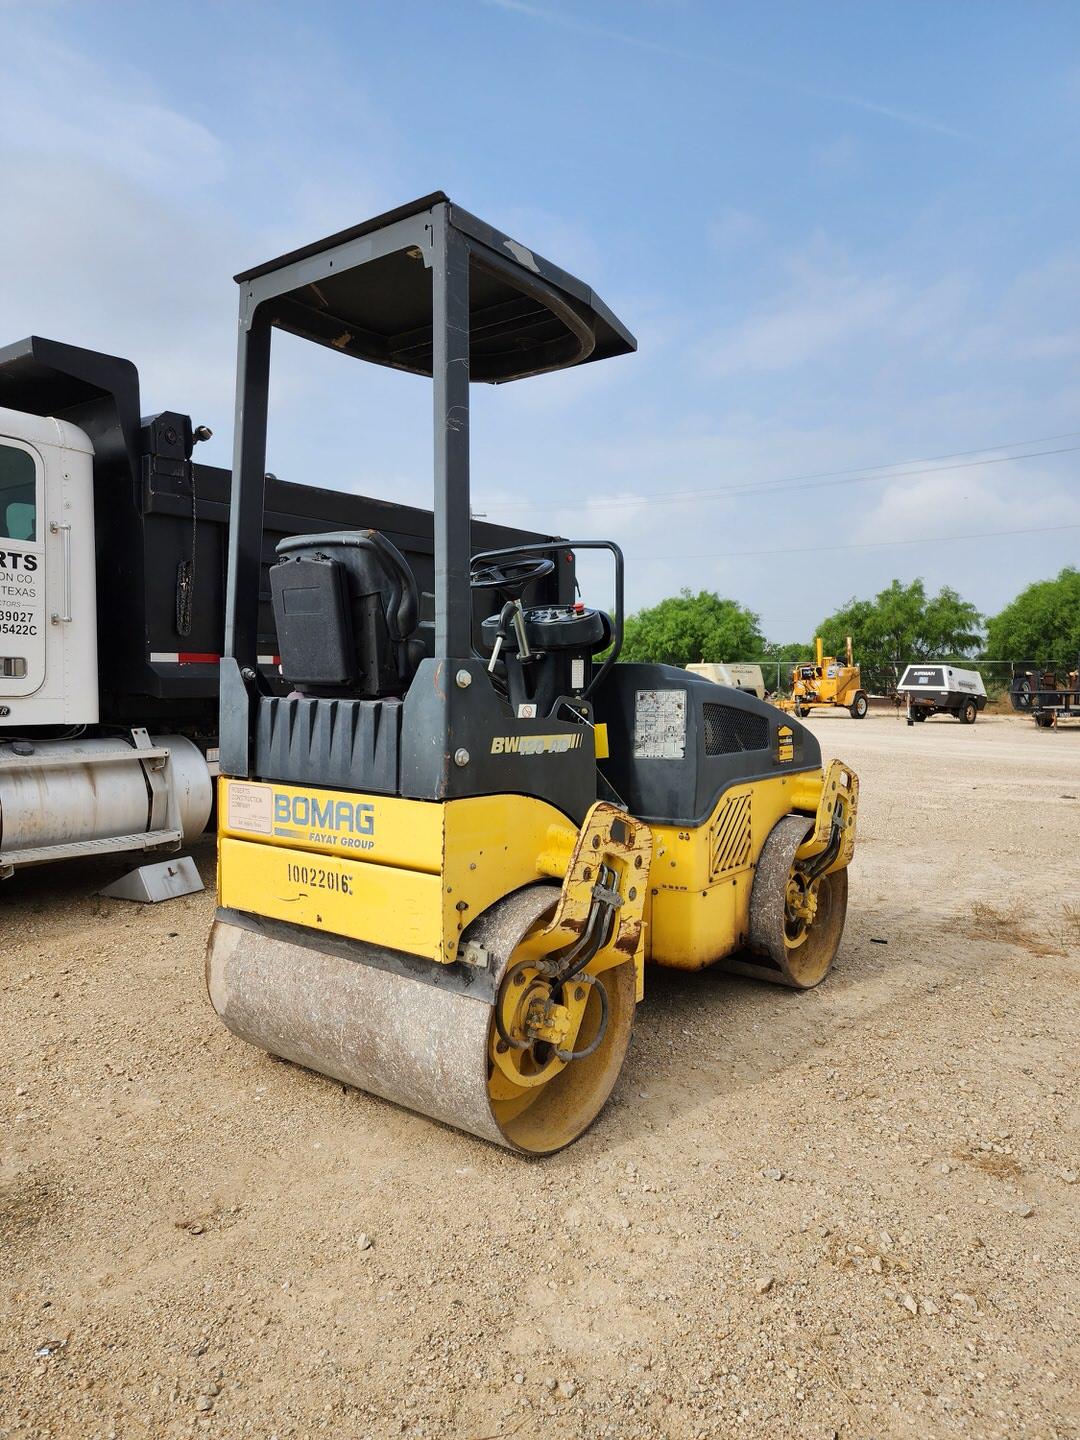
634 689 687 760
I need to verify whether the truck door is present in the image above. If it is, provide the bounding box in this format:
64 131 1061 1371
0 437 46 697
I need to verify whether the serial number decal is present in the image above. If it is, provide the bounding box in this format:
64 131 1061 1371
0 623 36 635
285 862 353 894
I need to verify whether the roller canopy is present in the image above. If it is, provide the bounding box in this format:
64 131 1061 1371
234 192 636 384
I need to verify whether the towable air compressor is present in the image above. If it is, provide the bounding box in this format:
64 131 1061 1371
206 194 860 1154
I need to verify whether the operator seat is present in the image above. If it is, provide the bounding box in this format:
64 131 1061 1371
269 529 424 698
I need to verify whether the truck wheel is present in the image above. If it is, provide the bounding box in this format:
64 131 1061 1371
850 692 868 719
960 699 977 725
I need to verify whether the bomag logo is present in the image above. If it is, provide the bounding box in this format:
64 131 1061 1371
490 733 584 756
273 793 375 849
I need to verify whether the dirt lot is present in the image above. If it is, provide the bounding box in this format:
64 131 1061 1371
2 711 1077 1440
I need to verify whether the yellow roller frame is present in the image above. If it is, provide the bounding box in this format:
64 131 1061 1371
217 779 651 976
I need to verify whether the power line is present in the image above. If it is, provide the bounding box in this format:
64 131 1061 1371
640 428 1080 499
484 435 1080 511
632 519 1080 563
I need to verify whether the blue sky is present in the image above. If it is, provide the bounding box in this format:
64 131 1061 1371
2 0 1078 641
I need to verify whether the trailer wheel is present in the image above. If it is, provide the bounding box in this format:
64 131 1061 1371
850 691 868 719
1011 677 1033 711
960 698 977 725
793 704 806 719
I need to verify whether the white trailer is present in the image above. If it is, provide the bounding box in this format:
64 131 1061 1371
685 662 766 699
898 663 986 725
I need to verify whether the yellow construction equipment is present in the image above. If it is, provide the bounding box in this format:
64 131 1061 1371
777 637 869 719
205 194 860 1154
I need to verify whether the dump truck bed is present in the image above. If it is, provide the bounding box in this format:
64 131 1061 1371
0 336 564 727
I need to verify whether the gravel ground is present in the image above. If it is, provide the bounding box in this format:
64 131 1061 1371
2 710 1077 1440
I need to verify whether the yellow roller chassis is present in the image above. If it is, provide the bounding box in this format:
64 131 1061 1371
643 761 856 970
217 762 856 984
219 779 565 963
211 768 856 1152
212 786 655 1154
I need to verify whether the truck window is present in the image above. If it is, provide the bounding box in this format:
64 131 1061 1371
0 443 37 542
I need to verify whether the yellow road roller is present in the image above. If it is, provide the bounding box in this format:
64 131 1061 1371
207 194 859 1155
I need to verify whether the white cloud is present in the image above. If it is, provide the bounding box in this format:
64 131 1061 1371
852 462 1080 546
0 4 399 477
697 240 971 379
485 0 968 139
0 15 225 189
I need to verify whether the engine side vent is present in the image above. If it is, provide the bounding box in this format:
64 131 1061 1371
702 702 770 755
710 791 752 879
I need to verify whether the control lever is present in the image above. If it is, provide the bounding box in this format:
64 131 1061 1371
511 603 531 660
487 600 512 673
487 599 532 674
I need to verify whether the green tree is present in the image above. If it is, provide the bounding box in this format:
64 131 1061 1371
621 589 765 666
762 640 811 662
806 578 984 691
816 579 982 675
985 567 1080 672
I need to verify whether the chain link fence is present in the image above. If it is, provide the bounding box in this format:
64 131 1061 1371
748 658 1035 701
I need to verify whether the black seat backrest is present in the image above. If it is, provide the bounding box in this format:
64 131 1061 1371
270 529 422 698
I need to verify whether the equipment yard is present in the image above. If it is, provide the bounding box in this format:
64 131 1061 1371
2 712 1077 1440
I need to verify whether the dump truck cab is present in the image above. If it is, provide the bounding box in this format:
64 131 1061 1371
0 408 98 725
208 193 859 1154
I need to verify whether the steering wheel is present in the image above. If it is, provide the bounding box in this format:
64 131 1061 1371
470 555 555 595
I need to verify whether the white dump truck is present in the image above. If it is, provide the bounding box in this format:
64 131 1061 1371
898 663 986 725
0 336 554 895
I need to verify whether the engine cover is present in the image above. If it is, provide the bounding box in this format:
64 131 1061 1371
593 663 821 825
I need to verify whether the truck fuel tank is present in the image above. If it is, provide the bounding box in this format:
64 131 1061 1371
0 733 211 874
